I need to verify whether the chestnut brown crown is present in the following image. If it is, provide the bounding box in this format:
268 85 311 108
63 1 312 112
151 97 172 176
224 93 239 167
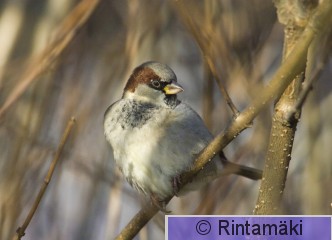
123 61 183 96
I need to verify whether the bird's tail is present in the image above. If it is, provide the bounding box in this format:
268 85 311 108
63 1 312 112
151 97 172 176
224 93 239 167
179 153 262 196
219 152 262 180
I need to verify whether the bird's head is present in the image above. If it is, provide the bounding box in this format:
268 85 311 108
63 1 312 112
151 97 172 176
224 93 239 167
123 61 184 107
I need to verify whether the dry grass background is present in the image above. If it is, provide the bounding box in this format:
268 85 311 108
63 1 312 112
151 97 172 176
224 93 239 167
0 0 331 239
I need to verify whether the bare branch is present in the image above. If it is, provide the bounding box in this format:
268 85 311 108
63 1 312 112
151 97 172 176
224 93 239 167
286 58 328 122
115 203 160 240
12 117 76 240
204 56 240 117
202 61 214 129
172 1 240 117
254 0 332 215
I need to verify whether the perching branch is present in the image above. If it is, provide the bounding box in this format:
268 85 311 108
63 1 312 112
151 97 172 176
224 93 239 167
12 117 76 240
115 0 332 238
0 0 101 119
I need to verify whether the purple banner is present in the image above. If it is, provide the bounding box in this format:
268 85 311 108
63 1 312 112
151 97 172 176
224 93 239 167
166 216 331 240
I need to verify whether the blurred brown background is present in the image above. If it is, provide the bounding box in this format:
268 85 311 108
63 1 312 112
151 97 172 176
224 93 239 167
0 0 331 239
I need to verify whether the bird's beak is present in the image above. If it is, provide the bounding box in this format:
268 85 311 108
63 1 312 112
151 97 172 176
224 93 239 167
163 82 184 95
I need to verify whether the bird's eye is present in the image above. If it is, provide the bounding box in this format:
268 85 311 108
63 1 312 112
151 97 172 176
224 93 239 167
151 80 161 88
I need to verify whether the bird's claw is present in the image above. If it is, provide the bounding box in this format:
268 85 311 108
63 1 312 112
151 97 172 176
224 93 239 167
172 175 182 196
150 194 171 213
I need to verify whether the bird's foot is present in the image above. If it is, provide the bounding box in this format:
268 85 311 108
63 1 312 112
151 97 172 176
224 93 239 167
150 194 171 213
172 175 182 196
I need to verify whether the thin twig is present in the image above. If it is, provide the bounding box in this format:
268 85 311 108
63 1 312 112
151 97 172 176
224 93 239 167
173 1 240 117
0 0 101 119
286 61 325 122
114 0 332 237
13 117 76 240
204 56 240 117
202 60 214 129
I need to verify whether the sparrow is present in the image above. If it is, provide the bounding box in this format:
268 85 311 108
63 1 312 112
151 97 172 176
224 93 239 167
104 61 262 208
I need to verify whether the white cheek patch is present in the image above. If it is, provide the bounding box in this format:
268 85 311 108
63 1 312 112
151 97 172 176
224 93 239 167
133 84 165 103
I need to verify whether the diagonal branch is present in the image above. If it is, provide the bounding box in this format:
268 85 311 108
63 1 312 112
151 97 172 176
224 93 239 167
12 117 76 240
204 56 240 117
115 1 332 238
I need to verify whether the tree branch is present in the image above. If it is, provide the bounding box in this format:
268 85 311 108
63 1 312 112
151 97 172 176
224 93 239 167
254 0 332 215
286 57 329 122
12 117 76 240
172 1 240 117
